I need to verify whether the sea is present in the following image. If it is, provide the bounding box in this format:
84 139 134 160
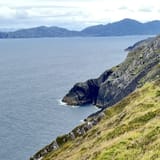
0 35 153 160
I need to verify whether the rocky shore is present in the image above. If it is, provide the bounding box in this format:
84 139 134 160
30 111 105 160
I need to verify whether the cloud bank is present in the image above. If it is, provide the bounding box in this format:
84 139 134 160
0 0 160 30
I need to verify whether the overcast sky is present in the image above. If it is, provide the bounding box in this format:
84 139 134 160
0 0 160 30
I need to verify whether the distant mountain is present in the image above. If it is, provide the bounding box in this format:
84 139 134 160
0 32 8 38
0 26 80 38
1 18 160 38
81 18 160 36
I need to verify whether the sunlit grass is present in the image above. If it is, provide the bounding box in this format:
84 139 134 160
42 79 160 160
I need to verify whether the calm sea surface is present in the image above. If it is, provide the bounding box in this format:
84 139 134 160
0 36 152 160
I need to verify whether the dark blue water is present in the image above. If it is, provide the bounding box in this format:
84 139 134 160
0 36 152 160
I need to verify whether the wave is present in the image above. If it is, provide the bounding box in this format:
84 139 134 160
57 99 80 108
57 99 67 106
80 119 85 123
93 105 101 110
57 99 101 110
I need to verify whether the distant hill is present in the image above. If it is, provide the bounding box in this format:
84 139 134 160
1 18 160 38
81 18 160 36
0 26 80 38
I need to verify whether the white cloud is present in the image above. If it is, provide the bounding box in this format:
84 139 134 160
0 0 160 29
0 6 16 19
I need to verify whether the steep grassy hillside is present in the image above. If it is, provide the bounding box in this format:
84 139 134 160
40 79 160 160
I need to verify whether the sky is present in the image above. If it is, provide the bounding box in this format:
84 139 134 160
0 0 160 30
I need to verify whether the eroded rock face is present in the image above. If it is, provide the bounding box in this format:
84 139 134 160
62 70 113 105
63 36 160 108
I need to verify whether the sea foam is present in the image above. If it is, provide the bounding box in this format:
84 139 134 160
57 99 67 106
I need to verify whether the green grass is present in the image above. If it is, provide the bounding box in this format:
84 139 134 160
156 90 160 97
42 79 160 160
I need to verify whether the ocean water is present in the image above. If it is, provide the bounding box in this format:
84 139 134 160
0 36 152 160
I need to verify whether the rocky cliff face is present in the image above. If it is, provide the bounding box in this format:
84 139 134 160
63 36 160 108
30 35 160 160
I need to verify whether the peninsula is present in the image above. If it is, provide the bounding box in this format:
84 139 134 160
31 35 160 160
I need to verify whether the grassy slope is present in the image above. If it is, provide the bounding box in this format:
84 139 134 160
43 79 160 160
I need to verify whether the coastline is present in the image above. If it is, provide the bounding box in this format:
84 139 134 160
30 35 160 160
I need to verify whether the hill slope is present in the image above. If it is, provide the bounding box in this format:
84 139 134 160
32 78 160 160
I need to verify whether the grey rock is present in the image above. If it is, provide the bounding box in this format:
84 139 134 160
62 70 113 106
63 35 160 108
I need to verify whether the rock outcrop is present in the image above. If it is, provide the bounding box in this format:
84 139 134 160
63 36 160 108
30 111 106 160
62 69 113 106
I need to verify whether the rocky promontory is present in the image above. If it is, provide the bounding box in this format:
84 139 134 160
63 36 160 108
30 35 160 160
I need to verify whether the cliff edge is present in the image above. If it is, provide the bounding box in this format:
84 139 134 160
63 36 160 108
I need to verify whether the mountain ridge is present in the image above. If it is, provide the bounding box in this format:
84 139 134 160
1 18 160 38
81 18 160 36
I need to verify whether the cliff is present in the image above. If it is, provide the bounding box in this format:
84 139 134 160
63 36 160 108
30 35 160 160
